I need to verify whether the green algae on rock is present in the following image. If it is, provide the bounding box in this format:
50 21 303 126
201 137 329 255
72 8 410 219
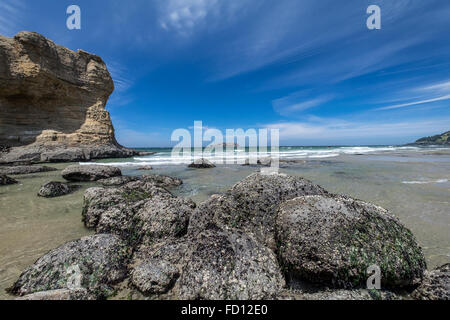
276 195 427 289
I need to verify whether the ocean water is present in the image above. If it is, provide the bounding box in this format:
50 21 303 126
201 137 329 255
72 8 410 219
0 145 449 299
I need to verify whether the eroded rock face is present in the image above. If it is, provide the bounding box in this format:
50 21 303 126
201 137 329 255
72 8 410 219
412 264 450 300
276 195 427 289
188 173 328 249
132 226 285 299
62 164 122 182
0 32 135 163
10 234 130 298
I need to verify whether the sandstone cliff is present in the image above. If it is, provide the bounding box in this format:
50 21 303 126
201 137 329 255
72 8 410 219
0 32 136 164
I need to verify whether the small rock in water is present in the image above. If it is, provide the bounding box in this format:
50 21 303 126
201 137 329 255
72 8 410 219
62 164 121 182
257 156 272 166
137 166 153 171
188 158 216 169
412 263 450 300
0 175 18 185
38 181 74 198
276 194 427 289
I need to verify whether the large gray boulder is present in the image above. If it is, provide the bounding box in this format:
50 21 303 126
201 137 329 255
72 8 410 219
412 263 449 300
0 174 17 185
97 195 195 246
82 180 194 246
188 173 328 249
62 164 121 182
276 195 427 289
82 180 172 229
131 225 285 299
10 234 130 298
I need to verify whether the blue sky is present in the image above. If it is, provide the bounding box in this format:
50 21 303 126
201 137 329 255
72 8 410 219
1 0 450 147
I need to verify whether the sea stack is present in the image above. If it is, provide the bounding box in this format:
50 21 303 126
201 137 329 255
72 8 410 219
0 32 136 164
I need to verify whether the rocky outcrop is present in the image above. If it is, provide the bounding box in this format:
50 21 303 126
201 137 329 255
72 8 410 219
132 225 285 299
62 165 121 182
410 131 450 146
412 264 449 300
38 181 76 198
276 195 426 289
10 234 130 298
0 165 57 175
188 173 328 249
0 32 137 164
188 158 216 169
11 172 435 300
0 175 18 185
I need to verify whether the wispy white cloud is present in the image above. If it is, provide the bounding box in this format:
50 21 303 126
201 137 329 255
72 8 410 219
157 0 219 36
0 0 25 36
105 60 135 107
272 92 332 116
376 79 450 111
376 95 450 111
264 117 450 144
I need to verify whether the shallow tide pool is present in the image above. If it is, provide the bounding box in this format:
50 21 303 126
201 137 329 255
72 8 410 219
0 152 449 299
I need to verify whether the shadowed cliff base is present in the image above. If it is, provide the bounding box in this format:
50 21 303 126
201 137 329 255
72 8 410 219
0 31 138 164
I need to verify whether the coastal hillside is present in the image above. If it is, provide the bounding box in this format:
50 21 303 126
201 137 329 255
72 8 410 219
0 32 136 164
412 131 450 146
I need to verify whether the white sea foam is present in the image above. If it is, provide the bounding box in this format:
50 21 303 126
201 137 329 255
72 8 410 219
402 179 448 184
80 145 447 167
